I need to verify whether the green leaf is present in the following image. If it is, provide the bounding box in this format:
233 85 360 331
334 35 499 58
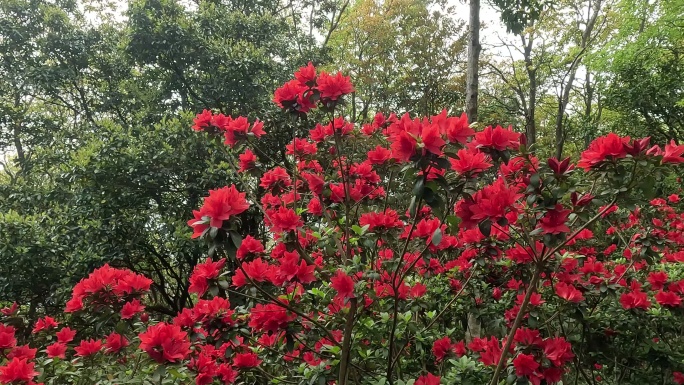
530 173 540 188
431 228 442 246
229 231 242 248
478 219 492 237
413 178 425 197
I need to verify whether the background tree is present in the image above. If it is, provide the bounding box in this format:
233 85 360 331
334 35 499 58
327 0 467 119
0 0 306 316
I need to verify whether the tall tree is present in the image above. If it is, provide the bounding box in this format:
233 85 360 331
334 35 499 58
482 0 613 156
591 0 684 142
465 0 481 124
328 0 467 119
0 0 306 316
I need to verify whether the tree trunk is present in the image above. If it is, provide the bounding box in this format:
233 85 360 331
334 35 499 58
522 32 537 145
12 93 26 172
465 0 482 342
555 67 577 159
583 71 594 148
465 0 481 124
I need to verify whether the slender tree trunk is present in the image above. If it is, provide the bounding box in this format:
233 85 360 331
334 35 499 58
584 71 594 148
465 0 481 124
12 93 26 172
522 33 537 145
526 73 537 145
555 67 577 159
465 0 482 342
555 0 603 158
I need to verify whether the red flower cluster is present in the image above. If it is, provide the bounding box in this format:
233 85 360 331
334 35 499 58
431 336 466 361
578 134 684 170
188 257 227 296
65 264 152 313
0 358 39 385
138 323 191 363
188 185 250 238
31 316 58 334
510 330 574 384
192 110 265 147
273 62 354 113
16 66 682 385
455 177 522 231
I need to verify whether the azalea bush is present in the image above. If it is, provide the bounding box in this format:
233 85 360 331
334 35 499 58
3 64 684 385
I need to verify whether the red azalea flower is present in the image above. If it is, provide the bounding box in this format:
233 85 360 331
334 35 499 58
473 125 520 151
188 257 227 295
454 340 467 357
539 204 571 234
191 109 214 131
548 157 573 175
139 323 191 363
0 302 18 316
0 326 16 350
193 185 249 229
542 337 574 366
273 79 309 109
32 316 58 334
238 149 257 172
187 209 209 239
56 327 76 343
390 130 418 162
248 303 295 332
294 62 317 85
0 358 38 384
286 137 317 158
307 197 323 216
218 364 238 384
64 265 152 313
450 148 492 175
410 282 427 298
7 345 36 360
74 339 103 357
367 145 392 165
555 282 585 303
236 235 265 260
420 123 446 155
121 298 146 319
432 336 452 361
655 291 681 307
415 373 441 385
663 140 684 164
359 209 403 232
517 292 545 306
674 372 684 385
241 258 273 283
46 342 67 359
445 112 474 144
260 166 292 192
648 271 668 290
514 327 542 346
620 290 651 310
513 353 539 376
223 117 266 147
268 206 303 233
233 352 262 368
456 177 522 230
330 270 355 300
578 133 629 170
316 71 354 101
105 332 129 354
